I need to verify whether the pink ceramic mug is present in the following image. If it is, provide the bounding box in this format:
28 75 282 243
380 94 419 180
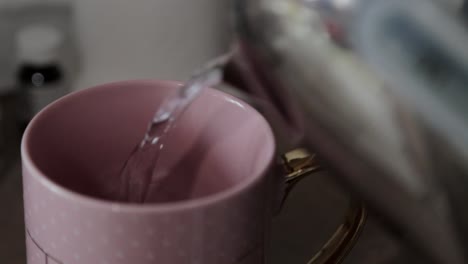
21 80 365 264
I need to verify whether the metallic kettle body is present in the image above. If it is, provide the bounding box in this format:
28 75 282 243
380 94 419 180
227 0 468 263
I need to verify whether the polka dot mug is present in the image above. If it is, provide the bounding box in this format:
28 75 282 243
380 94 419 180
22 80 365 264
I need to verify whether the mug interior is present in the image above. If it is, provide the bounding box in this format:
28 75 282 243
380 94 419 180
23 80 275 204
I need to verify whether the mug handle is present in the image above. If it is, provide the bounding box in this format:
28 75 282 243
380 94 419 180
281 148 367 264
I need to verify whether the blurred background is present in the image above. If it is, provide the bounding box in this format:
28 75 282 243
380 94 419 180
0 0 423 263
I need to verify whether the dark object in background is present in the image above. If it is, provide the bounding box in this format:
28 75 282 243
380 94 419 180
0 93 21 179
17 63 63 87
15 61 64 129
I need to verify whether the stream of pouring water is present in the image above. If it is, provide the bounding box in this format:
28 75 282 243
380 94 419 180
118 54 231 203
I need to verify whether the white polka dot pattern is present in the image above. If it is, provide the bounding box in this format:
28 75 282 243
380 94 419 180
23 156 270 264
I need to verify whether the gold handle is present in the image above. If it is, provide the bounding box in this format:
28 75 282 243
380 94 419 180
281 148 367 264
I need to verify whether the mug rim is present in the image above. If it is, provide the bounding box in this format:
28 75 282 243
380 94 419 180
21 79 276 214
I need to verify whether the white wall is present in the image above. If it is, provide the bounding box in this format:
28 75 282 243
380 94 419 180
72 0 231 90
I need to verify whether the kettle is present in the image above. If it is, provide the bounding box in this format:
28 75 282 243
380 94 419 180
223 0 468 263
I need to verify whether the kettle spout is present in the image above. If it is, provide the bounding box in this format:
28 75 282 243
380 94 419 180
223 43 305 153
